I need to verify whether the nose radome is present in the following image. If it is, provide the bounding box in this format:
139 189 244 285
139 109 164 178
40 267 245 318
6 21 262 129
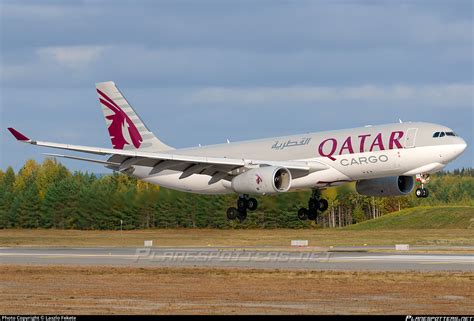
442 137 468 164
455 137 467 156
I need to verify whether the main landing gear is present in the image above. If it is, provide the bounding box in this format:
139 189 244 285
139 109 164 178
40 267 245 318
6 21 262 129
227 195 258 222
415 174 430 198
298 189 328 221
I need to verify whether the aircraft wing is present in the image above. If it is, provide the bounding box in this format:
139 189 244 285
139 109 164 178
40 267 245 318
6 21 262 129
8 128 328 183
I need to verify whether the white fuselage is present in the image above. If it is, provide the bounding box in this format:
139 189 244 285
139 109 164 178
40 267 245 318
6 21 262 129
131 122 467 194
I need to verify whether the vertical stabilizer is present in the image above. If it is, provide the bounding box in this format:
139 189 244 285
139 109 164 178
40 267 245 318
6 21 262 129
96 81 173 152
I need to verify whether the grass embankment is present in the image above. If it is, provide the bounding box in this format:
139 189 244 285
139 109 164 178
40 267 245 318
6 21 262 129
346 206 474 230
0 206 472 248
1 265 472 315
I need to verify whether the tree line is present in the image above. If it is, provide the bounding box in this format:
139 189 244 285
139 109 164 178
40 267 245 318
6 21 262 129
0 159 472 230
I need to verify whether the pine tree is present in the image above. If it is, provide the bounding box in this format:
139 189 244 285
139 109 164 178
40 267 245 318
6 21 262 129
42 176 80 228
0 167 15 228
17 179 41 228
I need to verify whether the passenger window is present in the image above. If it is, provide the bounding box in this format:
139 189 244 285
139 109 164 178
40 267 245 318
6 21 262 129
439 132 445 137
433 132 440 138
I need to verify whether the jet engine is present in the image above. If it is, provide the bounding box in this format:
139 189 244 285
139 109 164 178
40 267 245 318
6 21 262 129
231 166 292 195
356 176 414 196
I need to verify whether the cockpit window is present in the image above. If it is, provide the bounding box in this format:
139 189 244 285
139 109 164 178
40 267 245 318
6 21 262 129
433 131 457 138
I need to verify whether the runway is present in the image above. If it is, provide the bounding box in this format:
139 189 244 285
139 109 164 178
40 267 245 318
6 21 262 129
1 247 472 271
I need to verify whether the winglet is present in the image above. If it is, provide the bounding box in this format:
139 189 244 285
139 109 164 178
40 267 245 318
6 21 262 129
7 128 30 141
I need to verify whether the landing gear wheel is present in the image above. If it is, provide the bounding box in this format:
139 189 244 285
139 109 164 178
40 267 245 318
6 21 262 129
297 208 308 220
229 195 257 222
300 189 326 221
422 188 429 198
226 207 238 220
247 198 258 211
308 199 318 210
318 199 329 212
415 188 423 198
307 209 317 221
237 198 248 211
237 210 247 222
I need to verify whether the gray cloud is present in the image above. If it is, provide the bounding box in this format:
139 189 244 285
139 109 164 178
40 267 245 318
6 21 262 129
1 0 472 171
2 1 472 88
3 44 472 88
3 1 471 51
188 84 473 107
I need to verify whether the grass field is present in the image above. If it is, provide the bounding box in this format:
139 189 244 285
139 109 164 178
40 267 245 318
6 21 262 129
346 206 474 230
1 265 472 315
0 206 472 248
1 228 473 248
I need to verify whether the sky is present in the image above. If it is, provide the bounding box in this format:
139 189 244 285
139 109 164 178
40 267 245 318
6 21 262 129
1 0 473 173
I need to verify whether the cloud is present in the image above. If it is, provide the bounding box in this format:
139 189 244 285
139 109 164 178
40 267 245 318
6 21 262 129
36 46 107 69
1 3 68 20
189 84 474 108
2 1 472 51
2 45 472 88
1 2 472 88
1 1 472 171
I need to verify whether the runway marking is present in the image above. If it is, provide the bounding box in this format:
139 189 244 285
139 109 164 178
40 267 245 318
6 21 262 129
1 252 472 264
0 253 135 258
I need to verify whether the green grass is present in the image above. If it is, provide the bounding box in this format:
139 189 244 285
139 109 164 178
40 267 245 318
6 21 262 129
1 227 474 248
1 206 473 248
346 206 474 230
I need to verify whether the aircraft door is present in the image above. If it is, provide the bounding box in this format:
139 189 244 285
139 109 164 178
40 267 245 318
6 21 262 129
404 128 418 148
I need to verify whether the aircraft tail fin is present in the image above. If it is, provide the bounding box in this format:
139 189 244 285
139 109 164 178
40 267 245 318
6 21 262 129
95 81 173 152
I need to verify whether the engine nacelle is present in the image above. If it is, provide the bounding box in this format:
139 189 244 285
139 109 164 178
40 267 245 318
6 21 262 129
356 176 415 196
231 166 292 195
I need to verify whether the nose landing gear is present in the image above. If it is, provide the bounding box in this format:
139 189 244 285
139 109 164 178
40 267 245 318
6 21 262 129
298 189 328 221
415 174 430 198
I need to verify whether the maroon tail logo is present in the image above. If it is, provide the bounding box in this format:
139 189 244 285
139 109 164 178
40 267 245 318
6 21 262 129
97 89 142 149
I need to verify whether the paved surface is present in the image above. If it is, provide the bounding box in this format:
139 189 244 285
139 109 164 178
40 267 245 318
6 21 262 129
1 247 473 271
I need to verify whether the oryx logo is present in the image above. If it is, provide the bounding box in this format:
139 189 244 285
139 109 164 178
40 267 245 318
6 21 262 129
97 89 142 149
256 174 263 185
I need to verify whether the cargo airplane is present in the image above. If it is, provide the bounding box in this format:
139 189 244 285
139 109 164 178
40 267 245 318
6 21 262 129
8 82 467 222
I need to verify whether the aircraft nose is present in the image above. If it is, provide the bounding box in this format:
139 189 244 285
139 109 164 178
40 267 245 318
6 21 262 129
440 137 467 164
453 137 467 157
459 137 467 153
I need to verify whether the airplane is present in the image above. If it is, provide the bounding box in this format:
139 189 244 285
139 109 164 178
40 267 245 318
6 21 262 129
8 81 467 222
